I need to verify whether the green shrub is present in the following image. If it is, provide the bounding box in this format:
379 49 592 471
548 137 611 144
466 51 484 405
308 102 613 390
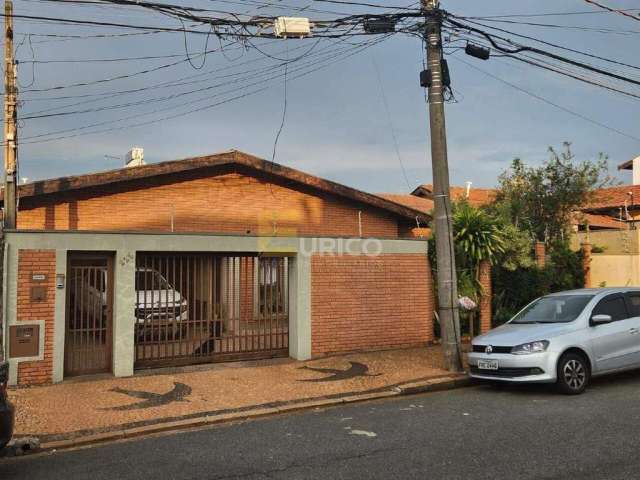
492 245 584 326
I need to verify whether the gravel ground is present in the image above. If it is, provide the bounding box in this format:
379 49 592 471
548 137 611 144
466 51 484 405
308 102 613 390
8 346 446 438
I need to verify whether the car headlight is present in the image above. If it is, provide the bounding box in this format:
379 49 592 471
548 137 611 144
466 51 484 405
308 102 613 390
511 340 549 355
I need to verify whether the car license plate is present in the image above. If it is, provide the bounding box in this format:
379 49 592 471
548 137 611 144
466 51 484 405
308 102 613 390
477 359 498 370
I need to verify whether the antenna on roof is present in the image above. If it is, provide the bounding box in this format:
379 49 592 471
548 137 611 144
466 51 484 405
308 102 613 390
465 181 472 199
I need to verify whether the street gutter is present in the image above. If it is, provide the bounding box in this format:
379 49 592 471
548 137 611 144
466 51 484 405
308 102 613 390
7 373 471 455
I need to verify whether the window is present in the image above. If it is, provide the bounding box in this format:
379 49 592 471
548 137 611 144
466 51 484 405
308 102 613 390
626 293 640 317
258 257 287 315
135 269 170 291
592 295 629 322
511 295 593 324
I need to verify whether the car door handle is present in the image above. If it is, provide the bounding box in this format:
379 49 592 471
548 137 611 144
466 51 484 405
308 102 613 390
630 328 640 335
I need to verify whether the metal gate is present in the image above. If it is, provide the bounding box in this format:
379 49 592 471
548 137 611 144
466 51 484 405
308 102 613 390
134 253 289 368
65 253 113 377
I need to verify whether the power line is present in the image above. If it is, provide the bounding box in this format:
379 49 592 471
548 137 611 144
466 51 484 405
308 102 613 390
467 17 640 35
309 0 416 9
502 53 640 101
445 16 640 73
451 55 640 143
371 55 411 189
20 38 355 119
582 0 640 22
464 8 640 19
14 34 391 144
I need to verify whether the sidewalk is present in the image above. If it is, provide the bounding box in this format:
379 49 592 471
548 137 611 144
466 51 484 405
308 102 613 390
8 346 467 448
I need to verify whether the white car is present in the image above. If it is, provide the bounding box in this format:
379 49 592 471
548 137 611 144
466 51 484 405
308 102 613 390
469 288 640 394
134 268 188 326
72 267 188 328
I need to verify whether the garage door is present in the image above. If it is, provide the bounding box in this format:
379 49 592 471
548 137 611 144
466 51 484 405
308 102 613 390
134 253 289 369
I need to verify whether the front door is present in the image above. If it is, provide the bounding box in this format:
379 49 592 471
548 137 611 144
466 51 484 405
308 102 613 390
64 253 114 377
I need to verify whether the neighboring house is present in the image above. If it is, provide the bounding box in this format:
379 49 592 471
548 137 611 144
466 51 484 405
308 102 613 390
0 150 435 386
572 156 640 287
377 182 497 238
411 183 496 208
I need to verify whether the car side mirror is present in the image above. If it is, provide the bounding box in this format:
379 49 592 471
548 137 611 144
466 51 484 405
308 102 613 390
591 314 613 325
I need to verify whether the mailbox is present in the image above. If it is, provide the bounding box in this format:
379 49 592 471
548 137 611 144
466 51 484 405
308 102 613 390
9 324 40 358
31 285 47 302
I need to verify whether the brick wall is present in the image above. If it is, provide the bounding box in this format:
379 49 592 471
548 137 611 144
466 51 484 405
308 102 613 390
18 170 400 238
16 249 56 385
478 260 492 334
311 254 434 356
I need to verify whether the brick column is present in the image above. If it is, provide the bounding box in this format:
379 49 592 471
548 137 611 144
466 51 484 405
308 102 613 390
535 241 546 268
478 259 492 334
16 249 56 385
581 242 592 288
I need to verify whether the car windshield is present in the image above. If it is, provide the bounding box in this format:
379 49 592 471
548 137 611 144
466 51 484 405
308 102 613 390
135 270 170 291
511 295 594 324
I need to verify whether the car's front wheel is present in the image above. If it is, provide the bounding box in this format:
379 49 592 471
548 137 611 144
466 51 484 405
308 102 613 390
557 352 590 395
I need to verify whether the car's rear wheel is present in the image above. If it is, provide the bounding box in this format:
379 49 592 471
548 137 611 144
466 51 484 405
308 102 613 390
557 353 590 395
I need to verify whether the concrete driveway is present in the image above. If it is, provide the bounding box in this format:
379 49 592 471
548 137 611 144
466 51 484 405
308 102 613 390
3 370 640 479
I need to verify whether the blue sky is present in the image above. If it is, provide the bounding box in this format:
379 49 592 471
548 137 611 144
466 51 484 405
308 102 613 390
11 0 640 193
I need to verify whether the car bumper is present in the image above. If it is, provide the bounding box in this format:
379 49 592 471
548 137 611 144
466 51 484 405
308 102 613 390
135 311 189 325
0 399 15 450
467 351 561 383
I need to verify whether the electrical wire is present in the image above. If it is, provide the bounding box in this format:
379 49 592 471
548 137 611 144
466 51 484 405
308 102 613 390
13 34 392 145
451 55 640 143
445 16 640 87
582 0 640 22
446 16 640 72
371 55 411 189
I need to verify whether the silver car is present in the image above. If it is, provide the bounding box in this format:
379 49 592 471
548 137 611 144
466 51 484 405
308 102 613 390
469 288 640 394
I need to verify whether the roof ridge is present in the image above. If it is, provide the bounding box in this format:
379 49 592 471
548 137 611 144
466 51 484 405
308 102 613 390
4 150 431 223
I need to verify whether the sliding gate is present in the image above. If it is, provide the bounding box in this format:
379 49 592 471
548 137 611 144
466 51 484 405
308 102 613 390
134 253 289 369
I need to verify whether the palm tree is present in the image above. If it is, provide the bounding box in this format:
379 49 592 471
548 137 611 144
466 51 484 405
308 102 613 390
453 202 506 336
454 202 505 267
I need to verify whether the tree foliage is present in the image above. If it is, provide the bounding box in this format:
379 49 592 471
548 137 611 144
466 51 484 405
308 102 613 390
453 202 505 268
492 243 584 324
495 142 614 245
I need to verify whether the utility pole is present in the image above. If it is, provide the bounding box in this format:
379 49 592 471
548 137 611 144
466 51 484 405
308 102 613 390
3 0 17 229
422 0 462 372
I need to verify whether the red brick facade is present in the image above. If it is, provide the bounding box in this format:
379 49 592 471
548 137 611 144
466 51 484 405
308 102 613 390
311 254 434 356
582 242 592 288
535 241 546 268
16 249 56 385
478 260 492 334
10 166 433 384
17 171 401 238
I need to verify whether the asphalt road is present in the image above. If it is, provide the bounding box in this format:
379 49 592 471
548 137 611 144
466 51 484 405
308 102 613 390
4 372 640 480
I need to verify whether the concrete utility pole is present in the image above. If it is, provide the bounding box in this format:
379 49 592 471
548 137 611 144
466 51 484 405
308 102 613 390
3 0 17 229
422 0 462 372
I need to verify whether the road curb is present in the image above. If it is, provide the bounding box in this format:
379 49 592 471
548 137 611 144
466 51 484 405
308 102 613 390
35 374 470 454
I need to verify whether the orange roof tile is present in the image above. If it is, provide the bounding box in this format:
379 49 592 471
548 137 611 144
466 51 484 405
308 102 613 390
583 185 640 210
572 212 625 229
376 193 433 215
411 184 496 207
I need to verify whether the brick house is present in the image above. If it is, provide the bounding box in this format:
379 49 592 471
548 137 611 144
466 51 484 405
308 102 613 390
571 156 640 287
1 150 434 386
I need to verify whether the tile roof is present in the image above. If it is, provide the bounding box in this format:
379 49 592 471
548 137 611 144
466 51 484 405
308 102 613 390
1 150 431 223
376 194 434 215
572 212 625 229
583 185 640 211
411 184 496 207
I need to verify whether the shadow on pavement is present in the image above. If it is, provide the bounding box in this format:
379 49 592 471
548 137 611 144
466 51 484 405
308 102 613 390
471 368 640 396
